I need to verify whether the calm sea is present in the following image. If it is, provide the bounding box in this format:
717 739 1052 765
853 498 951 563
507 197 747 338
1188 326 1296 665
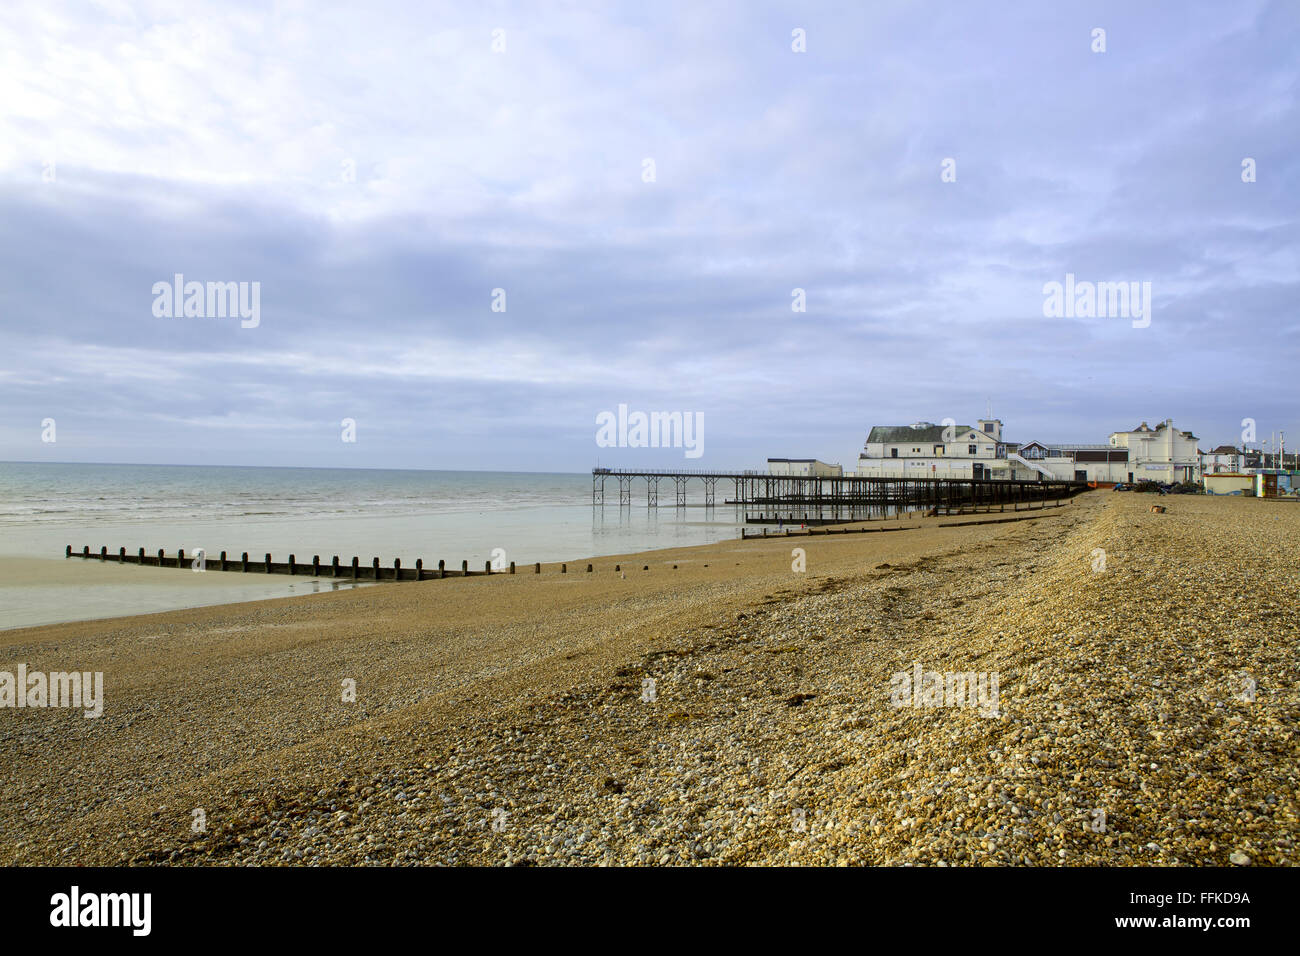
0 462 745 628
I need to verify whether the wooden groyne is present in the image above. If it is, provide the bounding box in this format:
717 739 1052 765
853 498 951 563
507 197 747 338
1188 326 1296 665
64 545 528 581
742 490 1076 525
65 547 672 580
739 500 1072 538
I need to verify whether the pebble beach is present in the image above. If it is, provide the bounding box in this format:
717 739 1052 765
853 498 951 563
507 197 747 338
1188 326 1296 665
1 491 1295 866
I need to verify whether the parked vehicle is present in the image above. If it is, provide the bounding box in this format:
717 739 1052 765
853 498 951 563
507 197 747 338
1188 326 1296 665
1112 483 1130 491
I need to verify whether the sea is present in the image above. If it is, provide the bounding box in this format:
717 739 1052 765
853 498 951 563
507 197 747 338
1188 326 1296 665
0 462 746 629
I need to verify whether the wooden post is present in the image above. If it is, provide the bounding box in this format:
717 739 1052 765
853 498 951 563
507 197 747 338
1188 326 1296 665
83 545 90 558
138 547 145 563
509 561 516 574
100 546 107 561
415 558 423 581
220 550 228 571
157 549 165 566
289 554 296 575
65 544 71 557
394 557 401 580
332 556 339 576
561 564 566 573
485 561 491 574
462 560 468 575
312 555 320 576
372 557 380 580
119 547 126 561
242 552 249 572
586 563 592 572
351 556 359 580
265 553 272 573
438 559 445 579
534 562 540 574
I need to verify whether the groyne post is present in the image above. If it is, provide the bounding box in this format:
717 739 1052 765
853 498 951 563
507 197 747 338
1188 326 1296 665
265 553 272 573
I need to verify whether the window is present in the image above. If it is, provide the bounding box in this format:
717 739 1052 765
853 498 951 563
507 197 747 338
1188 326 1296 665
983 423 993 432
934 445 944 455
968 444 977 455
891 448 898 458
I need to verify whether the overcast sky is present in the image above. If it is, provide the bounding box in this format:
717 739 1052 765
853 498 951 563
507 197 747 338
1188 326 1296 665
1 0 1296 471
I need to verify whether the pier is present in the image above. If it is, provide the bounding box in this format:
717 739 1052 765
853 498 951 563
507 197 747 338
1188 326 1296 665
592 467 1086 521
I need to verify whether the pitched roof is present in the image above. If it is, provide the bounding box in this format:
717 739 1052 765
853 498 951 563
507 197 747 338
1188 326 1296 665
867 423 993 443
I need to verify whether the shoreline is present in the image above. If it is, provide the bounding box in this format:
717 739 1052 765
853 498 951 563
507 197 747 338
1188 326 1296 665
2 490 1295 866
1 503 1074 634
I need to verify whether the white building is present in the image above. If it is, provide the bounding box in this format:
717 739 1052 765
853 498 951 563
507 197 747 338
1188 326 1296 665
1109 419 1201 484
856 419 1042 479
1015 442 1130 483
854 415 1203 485
1201 445 1246 475
766 458 843 477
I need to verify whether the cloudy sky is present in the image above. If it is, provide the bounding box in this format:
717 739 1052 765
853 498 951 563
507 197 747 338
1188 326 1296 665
1 0 1296 471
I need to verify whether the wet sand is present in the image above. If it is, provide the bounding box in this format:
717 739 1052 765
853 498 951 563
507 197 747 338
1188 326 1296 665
0 556 371 631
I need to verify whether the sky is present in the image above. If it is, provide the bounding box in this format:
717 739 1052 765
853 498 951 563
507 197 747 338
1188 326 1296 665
1 0 1296 472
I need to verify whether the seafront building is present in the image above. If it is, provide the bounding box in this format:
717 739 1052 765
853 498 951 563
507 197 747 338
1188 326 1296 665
1201 444 1248 474
853 419 1031 480
1015 441 1130 483
1107 420 1201 484
766 458 843 477
853 416 1204 485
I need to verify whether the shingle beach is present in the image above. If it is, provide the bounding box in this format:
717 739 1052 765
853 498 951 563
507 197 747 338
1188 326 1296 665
2 491 1295 866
